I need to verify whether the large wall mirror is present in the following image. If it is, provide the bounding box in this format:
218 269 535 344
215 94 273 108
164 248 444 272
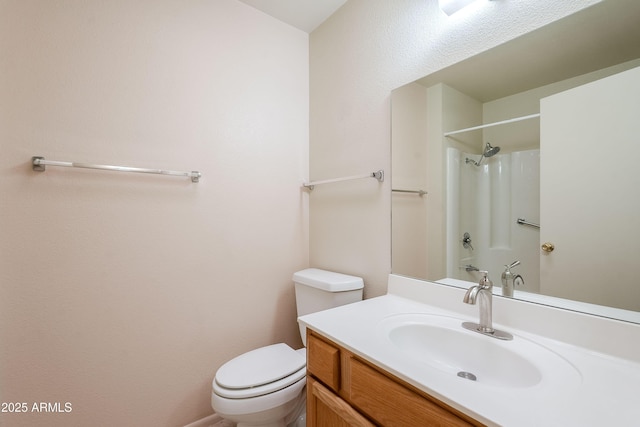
391 0 640 323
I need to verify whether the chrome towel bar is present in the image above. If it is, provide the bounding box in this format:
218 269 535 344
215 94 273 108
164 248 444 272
392 189 427 196
304 170 383 190
32 156 201 183
517 218 540 229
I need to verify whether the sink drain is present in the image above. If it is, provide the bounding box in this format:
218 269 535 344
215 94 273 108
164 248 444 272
457 371 477 381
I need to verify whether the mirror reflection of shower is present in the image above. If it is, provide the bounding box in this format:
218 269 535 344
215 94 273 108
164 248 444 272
447 147 540 296
465 142 500 166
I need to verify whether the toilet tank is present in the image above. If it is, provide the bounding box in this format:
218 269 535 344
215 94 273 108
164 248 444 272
293 268 364 346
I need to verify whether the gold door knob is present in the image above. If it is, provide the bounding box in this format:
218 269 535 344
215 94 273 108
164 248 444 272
541 242 555 253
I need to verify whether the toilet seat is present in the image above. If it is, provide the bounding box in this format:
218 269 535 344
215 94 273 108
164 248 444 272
213 343 306 399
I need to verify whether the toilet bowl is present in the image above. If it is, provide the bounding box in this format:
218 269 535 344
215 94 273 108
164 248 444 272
211 269 364 427
212 344 307 427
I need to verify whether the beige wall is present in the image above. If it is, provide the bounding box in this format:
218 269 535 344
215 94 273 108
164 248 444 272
0 1 308 426
391 83 428 279
309 0 600 298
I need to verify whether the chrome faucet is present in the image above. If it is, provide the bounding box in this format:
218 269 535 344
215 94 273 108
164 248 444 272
501 260 521 297
462 271 513 340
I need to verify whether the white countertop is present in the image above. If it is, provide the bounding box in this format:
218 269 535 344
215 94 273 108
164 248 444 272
298 275 640 426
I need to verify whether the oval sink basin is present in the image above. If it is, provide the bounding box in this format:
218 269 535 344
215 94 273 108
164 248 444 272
379 314 581 389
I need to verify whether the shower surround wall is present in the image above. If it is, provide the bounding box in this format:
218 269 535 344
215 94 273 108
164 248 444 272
0 1 308 426
447 148 540 292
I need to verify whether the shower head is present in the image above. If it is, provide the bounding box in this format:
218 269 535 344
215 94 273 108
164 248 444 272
465 142 501 166
483 142 500 158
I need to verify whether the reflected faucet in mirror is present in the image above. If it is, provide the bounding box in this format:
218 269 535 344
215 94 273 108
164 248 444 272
501 261 521 298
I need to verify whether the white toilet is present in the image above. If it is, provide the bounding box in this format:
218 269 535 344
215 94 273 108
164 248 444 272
211 268 364 427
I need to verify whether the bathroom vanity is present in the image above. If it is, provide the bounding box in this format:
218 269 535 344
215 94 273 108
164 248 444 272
299 274 640 426
306 330 480 426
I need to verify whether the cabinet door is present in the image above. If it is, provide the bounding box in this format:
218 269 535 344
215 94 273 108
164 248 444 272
348 357 475 427
307 377 375 427
307 333 341 392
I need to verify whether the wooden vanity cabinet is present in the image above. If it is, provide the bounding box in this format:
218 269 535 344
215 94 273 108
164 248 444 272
306 330 484 427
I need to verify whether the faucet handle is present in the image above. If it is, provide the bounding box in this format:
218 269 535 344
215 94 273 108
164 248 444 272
462 232 474 251
507 260 521 269
478 271 493 289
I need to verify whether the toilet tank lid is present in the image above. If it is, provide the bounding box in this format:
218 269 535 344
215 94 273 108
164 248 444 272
292 268 364 292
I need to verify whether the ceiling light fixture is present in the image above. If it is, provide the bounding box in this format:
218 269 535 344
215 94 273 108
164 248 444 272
439 0 484 16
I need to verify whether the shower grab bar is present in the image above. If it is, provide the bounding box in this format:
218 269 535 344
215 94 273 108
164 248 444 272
444 113 540 137
32 156 202 183
517 218 540 229
304 170 384 190
392 189 427 196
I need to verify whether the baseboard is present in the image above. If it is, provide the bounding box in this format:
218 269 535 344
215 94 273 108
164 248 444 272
183 413 221 427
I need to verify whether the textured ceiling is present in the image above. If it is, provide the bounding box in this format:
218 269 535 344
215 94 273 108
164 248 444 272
417 0 640 102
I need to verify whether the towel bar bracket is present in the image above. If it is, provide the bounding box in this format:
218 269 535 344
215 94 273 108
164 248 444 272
32 156 46 172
